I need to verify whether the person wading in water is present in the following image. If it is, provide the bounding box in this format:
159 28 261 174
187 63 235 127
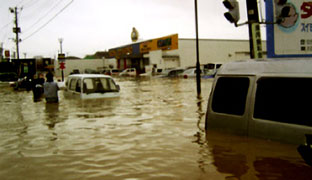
43 72 59 103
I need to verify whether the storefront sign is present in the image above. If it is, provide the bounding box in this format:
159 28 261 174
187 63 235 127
140 34 178 54
266 0 312 57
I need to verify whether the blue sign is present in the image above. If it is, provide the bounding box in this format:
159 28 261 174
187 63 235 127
266 0 312 58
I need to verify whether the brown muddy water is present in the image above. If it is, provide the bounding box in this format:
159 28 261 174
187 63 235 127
0 77 311 180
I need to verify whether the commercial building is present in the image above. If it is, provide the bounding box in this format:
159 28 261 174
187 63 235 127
108 34 267 74
53 34 266 77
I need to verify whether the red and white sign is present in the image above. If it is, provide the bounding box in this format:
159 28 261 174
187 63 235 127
59 62 65 69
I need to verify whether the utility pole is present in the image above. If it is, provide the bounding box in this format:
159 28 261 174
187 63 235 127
194 0 201 98
10 7 21 60
0 43 3 62
58 38 65 81
246 0 261 59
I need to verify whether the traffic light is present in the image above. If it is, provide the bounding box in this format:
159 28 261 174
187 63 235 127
274 0 298 27
223 0 240 25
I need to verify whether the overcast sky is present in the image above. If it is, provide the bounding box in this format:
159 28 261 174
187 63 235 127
0 0 266 58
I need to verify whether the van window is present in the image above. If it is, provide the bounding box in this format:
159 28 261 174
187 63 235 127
83 78 118 94
83 79 95 93
76 79 81 92
69 78 77 91
212 77 250 115
254 78 312 127
100 78 118 91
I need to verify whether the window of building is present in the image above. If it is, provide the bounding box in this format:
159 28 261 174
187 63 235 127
254 78 312 127
211 77 250 115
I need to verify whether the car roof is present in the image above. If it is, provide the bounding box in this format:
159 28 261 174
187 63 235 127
217 58 312 76
68 74 113 79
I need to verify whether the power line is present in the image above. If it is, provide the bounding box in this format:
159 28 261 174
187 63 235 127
20 0 39 9
23 0 74 41
0 22 12 31
23 0 64 33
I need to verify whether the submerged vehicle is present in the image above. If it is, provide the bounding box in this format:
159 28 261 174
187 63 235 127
203 63 222 77
64 74 120 99
119 68 136 76
205 58 312 145
180 68 202 78
156 68 184 78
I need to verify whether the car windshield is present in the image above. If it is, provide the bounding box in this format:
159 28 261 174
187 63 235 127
83 78 118 94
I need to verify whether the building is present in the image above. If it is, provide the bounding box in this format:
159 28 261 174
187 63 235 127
108 34 267 74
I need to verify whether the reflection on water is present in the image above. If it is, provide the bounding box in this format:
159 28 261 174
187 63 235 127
45 103 60 129
0 78 311 180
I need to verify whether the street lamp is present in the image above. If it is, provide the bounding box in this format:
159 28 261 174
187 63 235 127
58 38 63 54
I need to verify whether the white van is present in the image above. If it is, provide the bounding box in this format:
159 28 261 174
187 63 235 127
65 74 120 99
205 58 312 145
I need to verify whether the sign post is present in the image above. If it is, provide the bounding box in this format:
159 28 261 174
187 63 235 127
58 53 65 81
266 0 312 58
251 23 263 59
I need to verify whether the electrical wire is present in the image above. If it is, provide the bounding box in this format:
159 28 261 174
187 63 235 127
20 0 39 9
22 0 64 33
22 0 74 41
0 22 12 31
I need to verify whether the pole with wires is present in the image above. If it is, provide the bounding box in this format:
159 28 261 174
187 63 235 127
194 0 201 98
10 7 21 60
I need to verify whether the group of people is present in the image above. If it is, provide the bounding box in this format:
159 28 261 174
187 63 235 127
32 72 59 103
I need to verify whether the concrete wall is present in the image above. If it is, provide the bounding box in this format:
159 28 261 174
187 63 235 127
143 38 266 70
54 59 106 77
177 39 266 68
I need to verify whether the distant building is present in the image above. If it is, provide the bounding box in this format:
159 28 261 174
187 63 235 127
108 34 267 74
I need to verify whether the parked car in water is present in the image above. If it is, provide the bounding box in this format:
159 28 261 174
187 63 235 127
119 68 136 76
205 59 312 146
69 69 80 75
64 74 120 99
180 68 202 78
111 69 122 76
156 68 184 78
84 69 99 74
203 63 222 77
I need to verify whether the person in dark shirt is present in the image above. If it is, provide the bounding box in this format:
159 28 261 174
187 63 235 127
32 73 45 102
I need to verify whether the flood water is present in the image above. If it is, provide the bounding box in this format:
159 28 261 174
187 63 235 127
0 77 311 180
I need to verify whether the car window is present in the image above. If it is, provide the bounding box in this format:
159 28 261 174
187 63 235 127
83 78 118 93
76 79 81 92
100 78 118 91
254 77 312 127
83 78 95 93
69 78 77 91
212 77 250 115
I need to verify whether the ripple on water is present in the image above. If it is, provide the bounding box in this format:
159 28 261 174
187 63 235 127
0 79 311 180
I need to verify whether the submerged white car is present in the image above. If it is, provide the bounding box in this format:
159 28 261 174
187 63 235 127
64 74 120 99
119 68 136 76
180 68 202 78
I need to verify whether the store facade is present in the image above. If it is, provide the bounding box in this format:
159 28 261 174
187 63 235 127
108 34 266 74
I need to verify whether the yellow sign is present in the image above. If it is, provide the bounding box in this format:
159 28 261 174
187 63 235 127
140 34 178 54
108 34 178 58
